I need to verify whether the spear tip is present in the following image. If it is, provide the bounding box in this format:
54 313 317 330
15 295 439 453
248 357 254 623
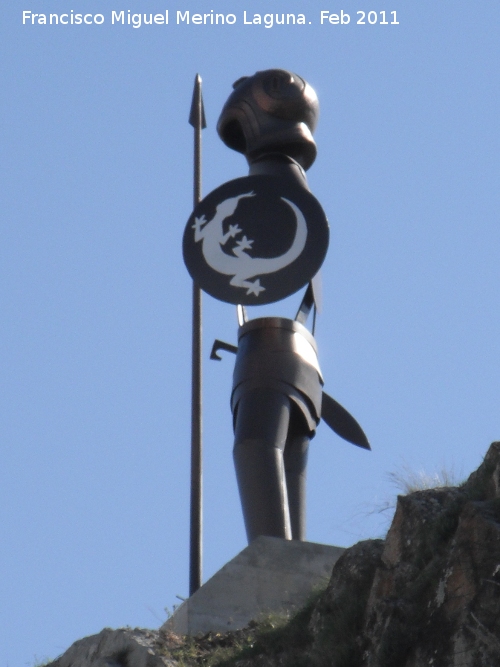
189 73 207 129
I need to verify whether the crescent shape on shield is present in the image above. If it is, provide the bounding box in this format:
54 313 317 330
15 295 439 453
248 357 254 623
230 196 308 280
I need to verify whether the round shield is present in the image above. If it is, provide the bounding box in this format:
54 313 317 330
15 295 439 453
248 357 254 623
183 175 329 305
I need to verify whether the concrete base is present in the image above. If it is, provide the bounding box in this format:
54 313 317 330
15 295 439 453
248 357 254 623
162 536 344 636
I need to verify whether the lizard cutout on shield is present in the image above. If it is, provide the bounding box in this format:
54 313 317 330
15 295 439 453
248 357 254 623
192 191 307 296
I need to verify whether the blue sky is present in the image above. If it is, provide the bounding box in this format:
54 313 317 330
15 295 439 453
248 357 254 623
2 1 499 664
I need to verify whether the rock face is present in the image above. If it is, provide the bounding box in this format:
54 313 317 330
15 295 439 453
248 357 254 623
48 628 177 667
309 441 500 667
47 442 500 667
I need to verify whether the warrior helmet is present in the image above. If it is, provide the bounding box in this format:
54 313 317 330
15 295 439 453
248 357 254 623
217 69 319 171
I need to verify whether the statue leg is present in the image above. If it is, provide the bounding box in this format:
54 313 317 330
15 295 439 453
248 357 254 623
284 418 309 541
233 388 292 542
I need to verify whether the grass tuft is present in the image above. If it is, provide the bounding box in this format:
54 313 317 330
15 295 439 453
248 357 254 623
31 658 53 667
387 463 462 495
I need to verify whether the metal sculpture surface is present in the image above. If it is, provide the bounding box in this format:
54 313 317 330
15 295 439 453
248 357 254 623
231 316 323 541
183 175 328 303
188 74 206 595
184 69 370 546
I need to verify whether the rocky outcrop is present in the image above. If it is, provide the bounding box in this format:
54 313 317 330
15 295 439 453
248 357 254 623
309 441 500 667
48 627 177 667
47 442 500 667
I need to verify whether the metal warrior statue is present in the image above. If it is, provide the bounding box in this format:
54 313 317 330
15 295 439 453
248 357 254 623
184 69 370 546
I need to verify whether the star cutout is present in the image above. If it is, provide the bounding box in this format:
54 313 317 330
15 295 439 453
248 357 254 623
192 215 207 235
236 235 254 252
246 279 265 296
228 223 242 238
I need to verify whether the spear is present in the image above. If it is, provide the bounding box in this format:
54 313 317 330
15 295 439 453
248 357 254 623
188 74 206 596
